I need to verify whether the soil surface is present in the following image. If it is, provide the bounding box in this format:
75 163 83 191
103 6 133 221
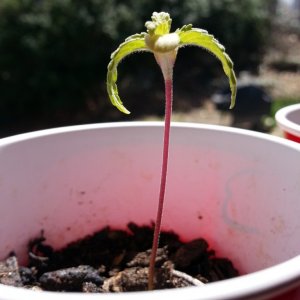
0 223 239 292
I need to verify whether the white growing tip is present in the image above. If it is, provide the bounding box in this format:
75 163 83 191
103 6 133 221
145 32 180 53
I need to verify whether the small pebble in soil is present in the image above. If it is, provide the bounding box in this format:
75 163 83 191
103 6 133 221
0 256 23 287
39 265 104 291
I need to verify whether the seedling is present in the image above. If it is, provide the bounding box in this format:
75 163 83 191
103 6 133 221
107 12 237 290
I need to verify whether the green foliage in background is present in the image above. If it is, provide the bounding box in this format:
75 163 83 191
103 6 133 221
271 98 300 118
0 0 274 133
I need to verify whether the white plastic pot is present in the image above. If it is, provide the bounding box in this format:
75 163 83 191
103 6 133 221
275 103 300 143
1 122 300 300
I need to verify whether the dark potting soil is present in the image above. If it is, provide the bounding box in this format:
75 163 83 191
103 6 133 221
0 223 239 292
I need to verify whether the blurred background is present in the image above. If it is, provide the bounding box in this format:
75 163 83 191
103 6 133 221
0 0 299 137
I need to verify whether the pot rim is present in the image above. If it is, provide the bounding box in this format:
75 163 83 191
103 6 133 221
1 121 300 150
275 103 300 138
1 122 300 299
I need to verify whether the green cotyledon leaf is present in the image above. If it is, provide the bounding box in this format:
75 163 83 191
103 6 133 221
177 27 237 109
107 33 149 114
107 12 237 114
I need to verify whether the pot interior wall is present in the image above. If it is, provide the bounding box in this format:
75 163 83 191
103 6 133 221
287 108 300 125
0 123 300 276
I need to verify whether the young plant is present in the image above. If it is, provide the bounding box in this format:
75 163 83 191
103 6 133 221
107 12 237 290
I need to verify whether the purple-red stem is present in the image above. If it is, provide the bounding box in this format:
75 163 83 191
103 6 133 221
148 78 173 290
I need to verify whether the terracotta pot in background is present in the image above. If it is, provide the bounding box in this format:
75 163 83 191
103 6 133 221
0 122 300 300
